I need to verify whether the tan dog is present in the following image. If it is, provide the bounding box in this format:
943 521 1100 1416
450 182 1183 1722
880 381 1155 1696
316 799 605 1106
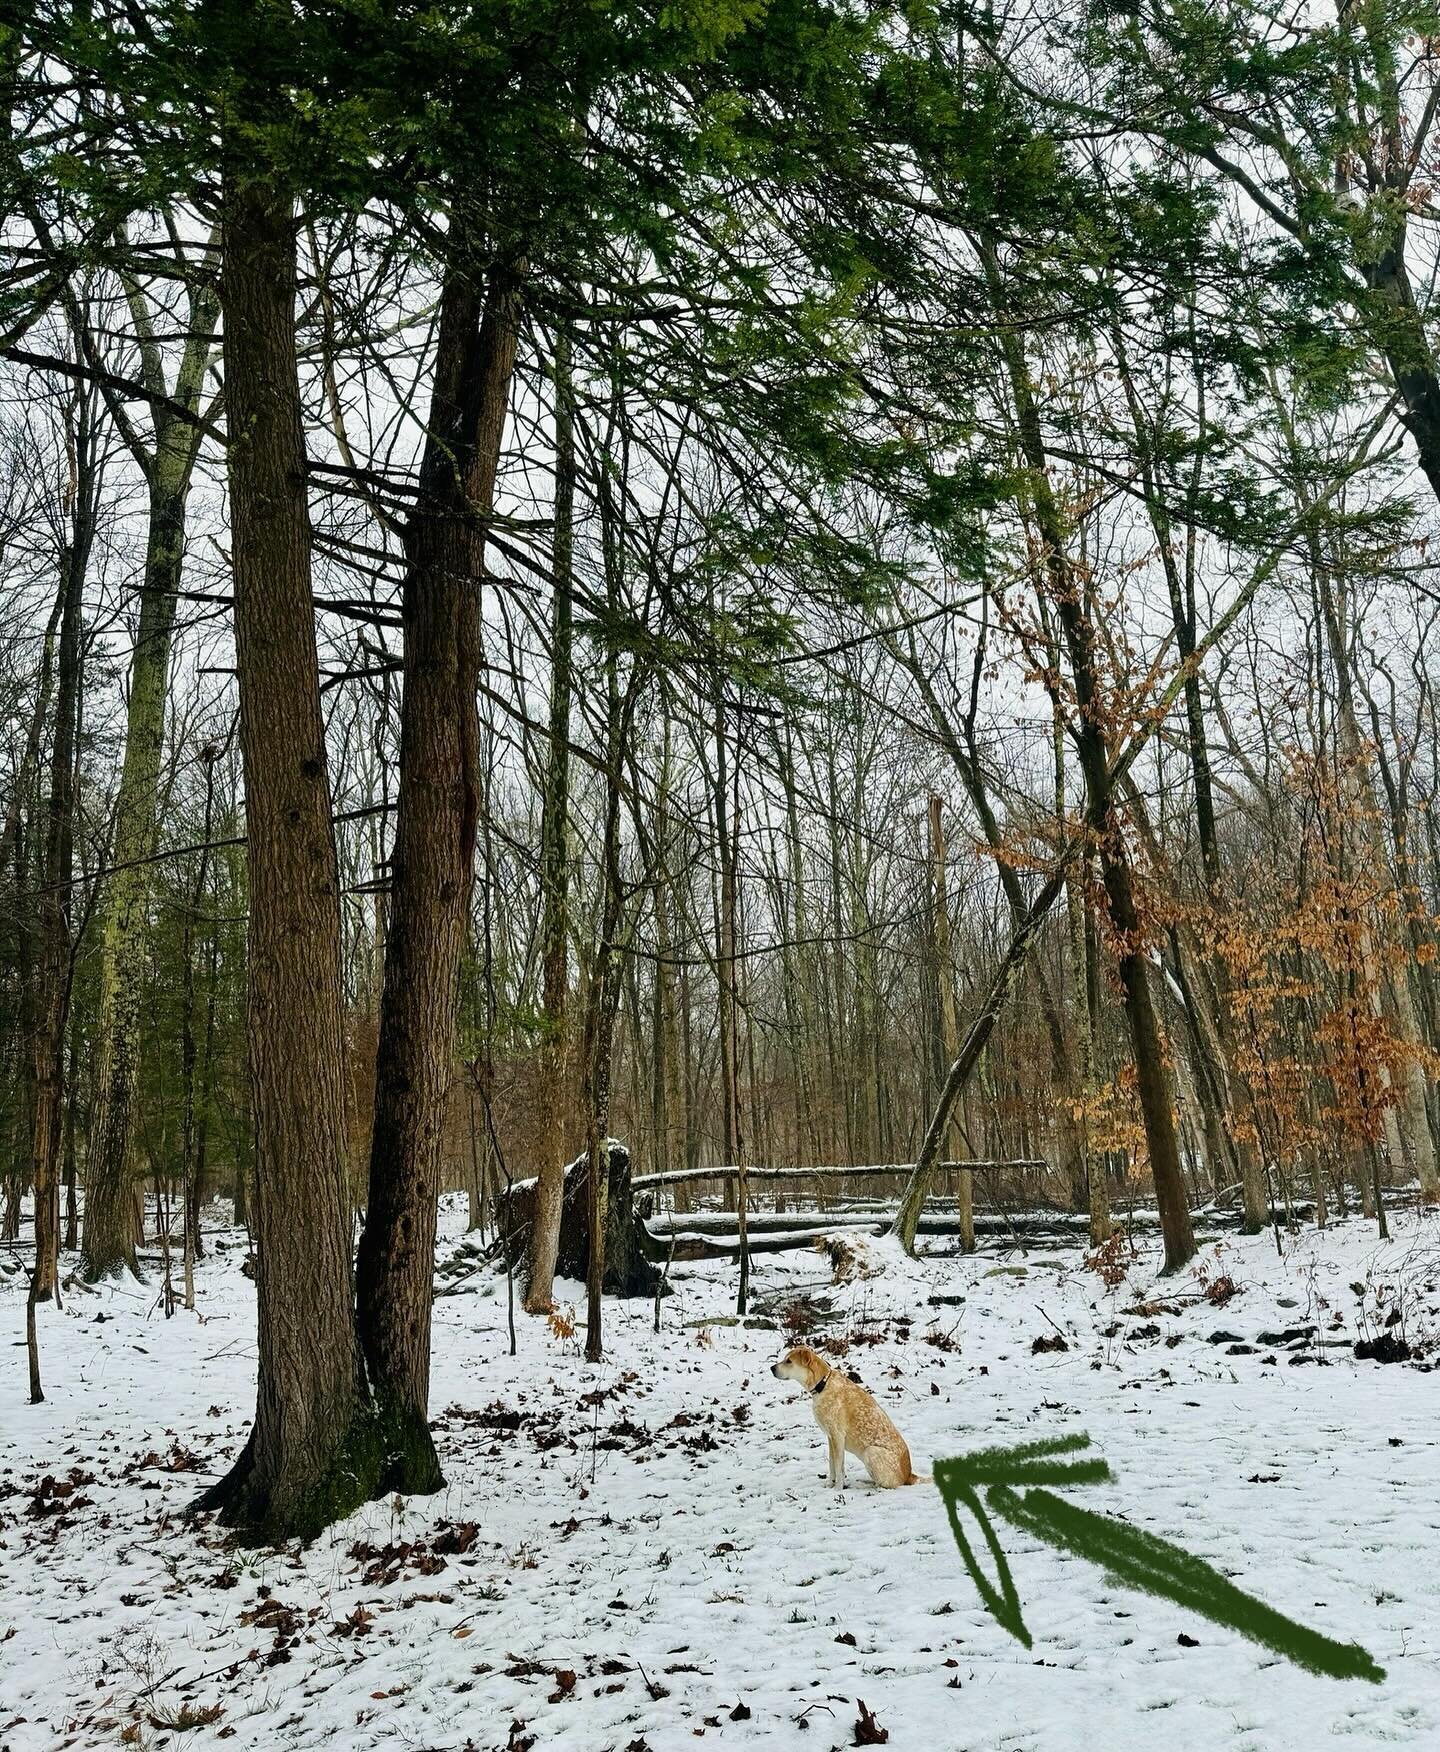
771 1344 927 1489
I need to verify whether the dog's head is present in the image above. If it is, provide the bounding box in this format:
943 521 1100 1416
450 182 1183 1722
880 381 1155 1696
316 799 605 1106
771 1344 826 1389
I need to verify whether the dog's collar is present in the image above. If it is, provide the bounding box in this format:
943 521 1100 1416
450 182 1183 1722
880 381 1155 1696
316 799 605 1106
811 1371 830 1396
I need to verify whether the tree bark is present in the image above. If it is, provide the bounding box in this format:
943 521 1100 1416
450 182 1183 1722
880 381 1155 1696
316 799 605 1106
195 170 376 1540
355 256 520 1488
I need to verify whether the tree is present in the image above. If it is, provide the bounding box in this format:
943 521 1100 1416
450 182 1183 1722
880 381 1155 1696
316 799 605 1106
84 256 217 1281
984 241 1196 1273
196 162 377 1539
523 331 577 1313
27 363 95 1393
356 252 522 1491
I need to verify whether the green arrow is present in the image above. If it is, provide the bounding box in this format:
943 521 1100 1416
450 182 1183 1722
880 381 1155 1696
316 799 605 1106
933 1434 1111 1646
934 1430 1113 1493
934 1433 1386 1684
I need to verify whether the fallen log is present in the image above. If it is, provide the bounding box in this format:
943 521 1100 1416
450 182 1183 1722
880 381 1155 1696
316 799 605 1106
637 1206 1257 1262
640 1223 875 1263
631 1159 1045 1193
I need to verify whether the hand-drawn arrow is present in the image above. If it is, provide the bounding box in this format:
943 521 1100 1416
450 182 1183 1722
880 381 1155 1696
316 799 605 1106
933 1433 1385 1683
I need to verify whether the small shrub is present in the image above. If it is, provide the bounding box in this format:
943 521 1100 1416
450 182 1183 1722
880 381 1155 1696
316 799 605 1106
1083 1230 1132 1290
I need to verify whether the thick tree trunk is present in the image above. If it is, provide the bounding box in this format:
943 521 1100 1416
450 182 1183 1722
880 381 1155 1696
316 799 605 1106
1364 239 1440 506
195 170 376 1540
524 330 575 1312
504 1145 662 1295
356 257 520 1488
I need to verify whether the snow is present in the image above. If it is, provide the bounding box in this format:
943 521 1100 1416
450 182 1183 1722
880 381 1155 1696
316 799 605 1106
3 1204 1440 1751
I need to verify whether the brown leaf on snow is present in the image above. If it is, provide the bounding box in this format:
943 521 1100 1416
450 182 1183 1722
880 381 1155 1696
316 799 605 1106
348 1537 448 1586
853 1698 889 1745
432 1520 480 1555
503 1657 548 1680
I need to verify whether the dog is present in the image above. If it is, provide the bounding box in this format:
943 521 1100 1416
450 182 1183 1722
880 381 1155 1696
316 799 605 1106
771 1344 927 1489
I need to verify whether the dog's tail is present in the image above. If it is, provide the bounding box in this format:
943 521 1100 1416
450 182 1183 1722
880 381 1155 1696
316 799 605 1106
905 1469 932 1485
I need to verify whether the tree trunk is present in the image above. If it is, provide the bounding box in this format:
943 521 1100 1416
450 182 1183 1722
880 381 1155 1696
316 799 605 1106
180 752 219 1308
892 857 1075 1250
1079 860 1111 1242
195 169 376 1540
504 1145 662 1294
62 958 83 1253
986 242 1194 1271
582 466 633 1363
892 631 1082 1196
1313 550 1438 1202
30 413 89 1323
1115 332 1268 1234
715 692 749 1311
356 255 521 1489
524 330 575 1311
190 846 222 1260
929 797 973 1250
581 823 626 1361
83 348 210 1280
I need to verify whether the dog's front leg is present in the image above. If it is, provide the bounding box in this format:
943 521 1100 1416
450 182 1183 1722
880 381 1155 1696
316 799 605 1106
827 1432 845 1489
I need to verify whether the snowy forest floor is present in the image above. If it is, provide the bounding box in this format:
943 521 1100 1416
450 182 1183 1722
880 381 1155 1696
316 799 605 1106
3 1202 1439 1752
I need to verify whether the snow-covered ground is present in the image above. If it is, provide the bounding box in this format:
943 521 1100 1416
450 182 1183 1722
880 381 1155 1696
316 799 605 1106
3 1203 1439 1751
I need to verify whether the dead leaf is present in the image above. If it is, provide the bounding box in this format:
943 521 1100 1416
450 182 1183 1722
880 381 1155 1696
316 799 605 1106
854 1698 889 1745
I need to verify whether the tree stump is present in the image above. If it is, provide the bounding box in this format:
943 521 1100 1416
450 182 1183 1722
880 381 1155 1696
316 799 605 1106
504 1142 666 1299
